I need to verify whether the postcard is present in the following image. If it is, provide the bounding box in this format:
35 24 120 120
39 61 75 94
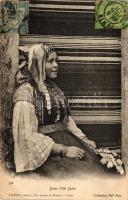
0 0 128 200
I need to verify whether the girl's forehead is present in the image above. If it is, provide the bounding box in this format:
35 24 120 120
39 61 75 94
47 51 57 59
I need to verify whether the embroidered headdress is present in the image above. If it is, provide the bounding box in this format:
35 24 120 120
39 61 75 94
17 43 55 114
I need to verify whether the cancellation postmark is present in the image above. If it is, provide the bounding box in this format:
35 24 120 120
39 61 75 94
95 0 128 29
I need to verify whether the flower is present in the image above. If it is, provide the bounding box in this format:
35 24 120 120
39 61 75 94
116 166 125 175
116 159 123 166
112 151 118 157
110 158 117 166
107 161 113 168
97 148 103 153
100 158 107 165
103 148 111 153
106 154 113 159
99 152 107 158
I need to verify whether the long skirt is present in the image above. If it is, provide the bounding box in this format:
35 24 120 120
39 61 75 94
34 130 120 178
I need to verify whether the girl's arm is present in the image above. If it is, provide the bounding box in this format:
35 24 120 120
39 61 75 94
67 116 96 148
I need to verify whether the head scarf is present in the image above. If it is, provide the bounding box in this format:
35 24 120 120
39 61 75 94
17 43 55 114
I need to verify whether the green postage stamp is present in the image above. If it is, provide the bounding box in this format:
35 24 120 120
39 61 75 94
95 0 128 29
0 1 29 34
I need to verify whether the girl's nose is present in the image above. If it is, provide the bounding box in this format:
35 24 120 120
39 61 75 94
53 61 58 68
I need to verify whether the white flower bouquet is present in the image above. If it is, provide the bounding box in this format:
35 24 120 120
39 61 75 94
94 148 125 175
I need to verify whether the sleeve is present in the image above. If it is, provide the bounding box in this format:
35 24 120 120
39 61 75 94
67 116 88 139
13 101 55 173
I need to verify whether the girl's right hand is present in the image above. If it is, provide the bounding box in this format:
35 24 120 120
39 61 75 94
66 146 85 159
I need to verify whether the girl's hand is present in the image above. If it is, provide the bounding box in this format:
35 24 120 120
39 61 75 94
83 139 97 149
66 146 85 159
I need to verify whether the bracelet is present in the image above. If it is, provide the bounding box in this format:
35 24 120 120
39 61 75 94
59 144 68 156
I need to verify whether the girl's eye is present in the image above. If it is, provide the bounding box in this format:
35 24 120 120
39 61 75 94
47 59 53 63
47 59 58 63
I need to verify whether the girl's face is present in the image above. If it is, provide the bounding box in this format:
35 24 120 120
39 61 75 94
45 51 58 79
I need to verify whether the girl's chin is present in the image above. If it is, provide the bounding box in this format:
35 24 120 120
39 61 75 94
48 73 58 79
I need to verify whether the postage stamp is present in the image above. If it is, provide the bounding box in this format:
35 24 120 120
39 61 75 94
0 1 29 34
95 0 128 29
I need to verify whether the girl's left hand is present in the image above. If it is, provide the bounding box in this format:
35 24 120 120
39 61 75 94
82 139 97 149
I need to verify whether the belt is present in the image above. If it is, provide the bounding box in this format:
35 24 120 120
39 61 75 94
39 121 67 134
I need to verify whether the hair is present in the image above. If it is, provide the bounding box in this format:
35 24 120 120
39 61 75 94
45 45 55 60
15 45 56 88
